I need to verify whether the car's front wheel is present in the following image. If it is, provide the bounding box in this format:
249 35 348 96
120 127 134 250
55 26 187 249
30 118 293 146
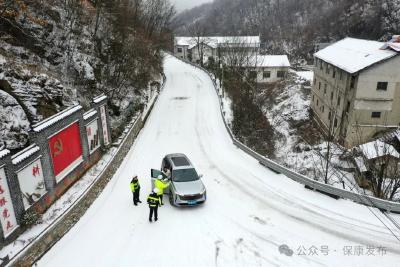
169 192 175 206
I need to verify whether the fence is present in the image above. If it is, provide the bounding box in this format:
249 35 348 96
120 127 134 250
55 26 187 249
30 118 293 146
10 89 161 266
170 53 400 213
0 95 111 246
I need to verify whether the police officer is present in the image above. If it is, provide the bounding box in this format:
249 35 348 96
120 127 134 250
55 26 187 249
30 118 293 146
130 175 141 205
147 188 161 222
154 175 170 205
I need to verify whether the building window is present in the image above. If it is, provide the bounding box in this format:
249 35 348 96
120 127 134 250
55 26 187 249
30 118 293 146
328 111 331 121
319 82 321 90
322 105 325 113
337 96 341 107
263 71 271 79
339 71 343 80
317 99 319 106
324 84 327 94
371 112 381 118
350 76 356 89
334 118 338 127
320 61 323 70
333 70 336 78
326 65 330 74
346 101 351 112
312 95 315 101
330 92 334 100
177 47 183 53
377 82 388 91
277 71 286 78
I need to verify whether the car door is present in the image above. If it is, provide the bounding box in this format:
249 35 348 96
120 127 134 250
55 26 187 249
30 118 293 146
151 169 163 191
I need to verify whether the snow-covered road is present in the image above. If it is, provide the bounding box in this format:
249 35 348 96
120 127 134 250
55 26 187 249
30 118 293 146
37 56 400 267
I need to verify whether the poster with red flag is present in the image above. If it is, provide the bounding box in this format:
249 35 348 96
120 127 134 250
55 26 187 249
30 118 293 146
49 122 83 182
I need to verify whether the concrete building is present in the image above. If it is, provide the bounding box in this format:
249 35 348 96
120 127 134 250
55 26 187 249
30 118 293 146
174 36 260 63
242 55 291 83
311 37 400 147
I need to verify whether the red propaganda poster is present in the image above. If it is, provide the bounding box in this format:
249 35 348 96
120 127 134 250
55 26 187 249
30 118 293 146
49 122 83 182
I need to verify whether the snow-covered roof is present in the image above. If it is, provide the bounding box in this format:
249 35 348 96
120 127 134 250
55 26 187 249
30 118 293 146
175 36 260 49
33 105 82 132
83 109 98 120
314 37 399 74
0 149 10 159
93 95 107 104
359 140 400 160
11 144 40 165
245 55 291 68
296 71 314 82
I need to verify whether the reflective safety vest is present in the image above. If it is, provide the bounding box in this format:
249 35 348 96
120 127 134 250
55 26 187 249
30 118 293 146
147 193 161 207
154 179 170 195
130 181 140 192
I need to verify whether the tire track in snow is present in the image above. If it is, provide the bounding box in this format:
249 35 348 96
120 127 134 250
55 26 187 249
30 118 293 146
189 61 400 256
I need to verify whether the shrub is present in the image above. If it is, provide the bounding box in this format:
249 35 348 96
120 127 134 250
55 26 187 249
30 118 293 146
20 209 42 228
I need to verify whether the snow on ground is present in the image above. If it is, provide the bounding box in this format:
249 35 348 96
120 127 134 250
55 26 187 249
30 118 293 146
36 55 400 267
261 72 361 191
296 71 314 82
0 54 6 65
284 142 361 192
215 78 233 126
221 94 233 126
264 80 310 159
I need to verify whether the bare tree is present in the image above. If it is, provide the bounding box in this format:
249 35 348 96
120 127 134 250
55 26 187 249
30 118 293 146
350 119 400 200
186 22 212 67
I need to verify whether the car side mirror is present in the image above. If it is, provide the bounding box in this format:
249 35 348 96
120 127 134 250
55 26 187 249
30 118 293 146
199 174 203 178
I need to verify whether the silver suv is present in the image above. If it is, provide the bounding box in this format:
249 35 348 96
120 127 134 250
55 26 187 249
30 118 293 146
151 153 206 206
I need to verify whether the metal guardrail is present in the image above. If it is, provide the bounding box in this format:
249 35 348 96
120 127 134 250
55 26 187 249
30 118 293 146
170 53 400 213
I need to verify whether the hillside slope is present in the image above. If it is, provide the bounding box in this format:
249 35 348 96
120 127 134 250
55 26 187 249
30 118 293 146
174 0 400 61
0 0 174 150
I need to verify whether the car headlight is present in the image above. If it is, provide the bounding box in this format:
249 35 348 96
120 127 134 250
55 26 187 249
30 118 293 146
175 192 184 198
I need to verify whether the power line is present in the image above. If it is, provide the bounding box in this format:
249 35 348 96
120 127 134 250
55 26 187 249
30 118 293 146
214 63 400 244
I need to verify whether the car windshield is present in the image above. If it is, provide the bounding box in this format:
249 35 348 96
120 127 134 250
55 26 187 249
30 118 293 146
172 168 199 182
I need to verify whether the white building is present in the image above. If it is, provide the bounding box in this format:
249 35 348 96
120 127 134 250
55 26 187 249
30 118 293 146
242 55 291 83
174 36 260 63
311 37 400 147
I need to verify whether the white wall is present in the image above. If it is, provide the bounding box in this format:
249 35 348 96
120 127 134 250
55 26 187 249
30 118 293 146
356 56 400 101
190 44 215 63
254 67 289 83
174 45 188 60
